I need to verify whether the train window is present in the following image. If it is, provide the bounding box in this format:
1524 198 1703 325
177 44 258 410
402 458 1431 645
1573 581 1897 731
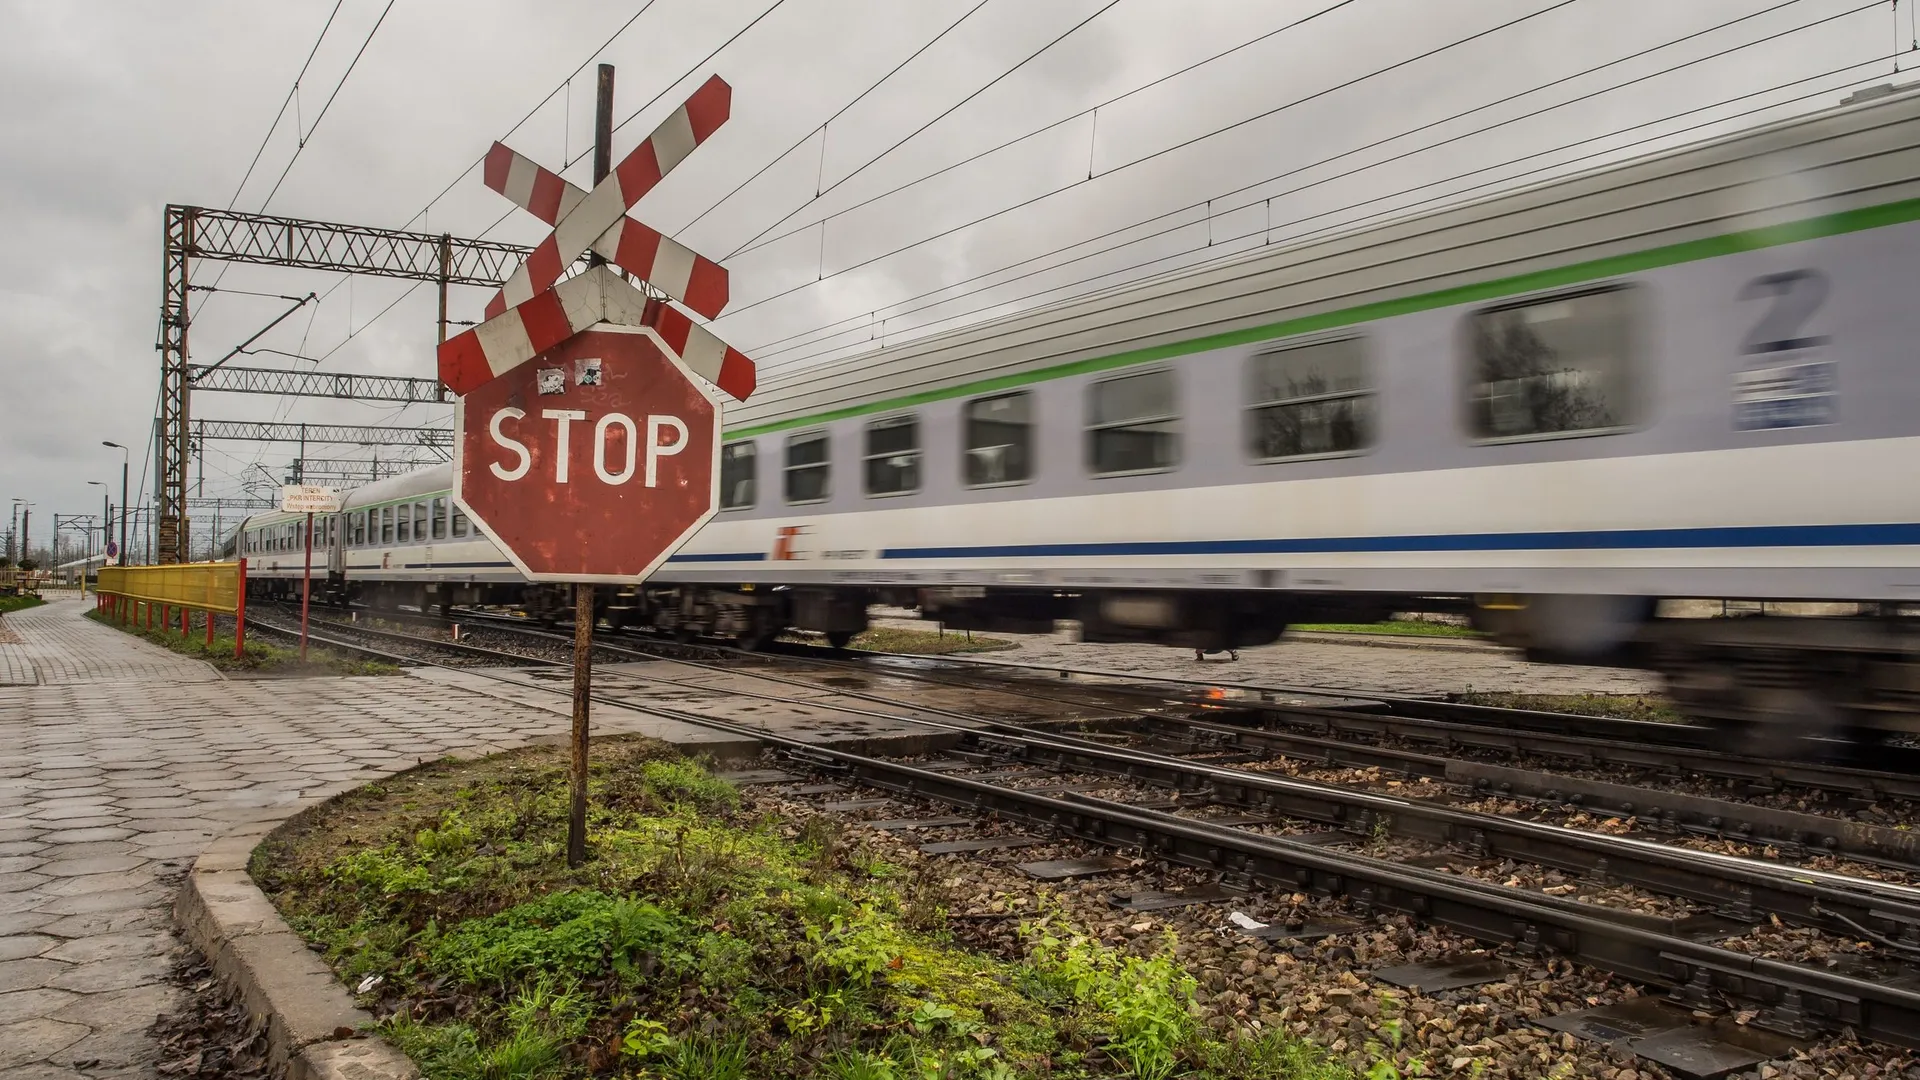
352 512 366 547
784 431 830 504
964 391 1033 486
1088 369 1178 475
380 506 394 545
451 505 470 538
431 498 447 540
1247 337 1374 461
395 506 410 544
720 442 755 510
413 502 428 544
1466 286 1637 441
863 415 919 497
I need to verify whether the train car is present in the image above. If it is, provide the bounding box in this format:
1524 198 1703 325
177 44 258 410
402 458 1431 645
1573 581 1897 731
243 82 1920 741
237 466 525 613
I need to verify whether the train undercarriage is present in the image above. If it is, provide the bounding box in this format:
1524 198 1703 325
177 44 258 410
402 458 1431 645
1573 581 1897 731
253 573 1920 747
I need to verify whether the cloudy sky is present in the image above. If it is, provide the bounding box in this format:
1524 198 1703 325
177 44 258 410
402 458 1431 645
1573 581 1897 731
0 0 1902 557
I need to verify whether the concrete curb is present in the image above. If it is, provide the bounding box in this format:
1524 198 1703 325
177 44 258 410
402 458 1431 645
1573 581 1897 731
175 794 422 1080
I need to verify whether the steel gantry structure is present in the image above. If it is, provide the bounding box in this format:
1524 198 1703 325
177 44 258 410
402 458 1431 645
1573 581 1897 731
156 205 529 563
192 420 453 447
186 365 456 404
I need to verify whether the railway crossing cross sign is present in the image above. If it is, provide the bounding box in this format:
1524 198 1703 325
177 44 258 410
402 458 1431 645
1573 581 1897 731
440 72 754 583
452 325 722 582
436 75 755 403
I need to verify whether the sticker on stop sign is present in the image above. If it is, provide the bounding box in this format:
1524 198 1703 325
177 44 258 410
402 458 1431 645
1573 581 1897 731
452 326 722 582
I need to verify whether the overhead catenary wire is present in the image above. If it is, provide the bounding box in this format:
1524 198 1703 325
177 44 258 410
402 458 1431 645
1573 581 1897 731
721 0 1362 260
252 0 396 214
723 0 1870 341
762 57 1887 374
678 0 996 236
719 0 1126 255
717 0 1588 323
225 0 344 210
745 0 1853 361
396 0 665 231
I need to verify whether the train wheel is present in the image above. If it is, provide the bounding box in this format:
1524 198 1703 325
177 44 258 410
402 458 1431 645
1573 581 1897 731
826 631 855 650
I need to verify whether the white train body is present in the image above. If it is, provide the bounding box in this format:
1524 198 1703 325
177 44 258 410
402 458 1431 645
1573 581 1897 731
241 84 1920 735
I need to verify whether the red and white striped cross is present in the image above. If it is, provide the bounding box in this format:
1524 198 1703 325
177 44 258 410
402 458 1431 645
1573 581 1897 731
437 75 755 402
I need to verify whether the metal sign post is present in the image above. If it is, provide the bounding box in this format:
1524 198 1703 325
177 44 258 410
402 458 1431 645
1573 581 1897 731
301 512 313 662
280 485 340 664
439 64 754 871
571 63 616 872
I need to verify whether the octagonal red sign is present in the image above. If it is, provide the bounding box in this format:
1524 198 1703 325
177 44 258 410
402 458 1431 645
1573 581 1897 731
452 326 721 582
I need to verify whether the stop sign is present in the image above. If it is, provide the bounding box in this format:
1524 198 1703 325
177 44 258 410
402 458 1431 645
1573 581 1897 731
453 326 721 582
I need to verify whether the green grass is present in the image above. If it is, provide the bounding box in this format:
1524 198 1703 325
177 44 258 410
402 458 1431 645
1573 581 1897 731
0 595 46 615
84 608 398 676
1450 690 1686 723
255 740 1362 1080
851 625 1016 654
785 625 1017 655
1289 619 1486 639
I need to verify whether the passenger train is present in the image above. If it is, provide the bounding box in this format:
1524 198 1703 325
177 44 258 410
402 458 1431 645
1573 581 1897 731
241 82 1920 742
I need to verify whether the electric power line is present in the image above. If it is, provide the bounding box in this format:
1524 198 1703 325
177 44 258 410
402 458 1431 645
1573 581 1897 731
727 0 1560 263
724 0 1869 339
717 0 1591 324
254 1 397 214
680 0 996 236
396 0 665 231
746 0 1848 360
226 0 344 210
721 0 1127 255
722 0 1363 260
762 57 1888 374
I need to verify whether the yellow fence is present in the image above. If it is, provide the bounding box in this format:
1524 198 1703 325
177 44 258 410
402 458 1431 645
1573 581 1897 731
97 562 241 614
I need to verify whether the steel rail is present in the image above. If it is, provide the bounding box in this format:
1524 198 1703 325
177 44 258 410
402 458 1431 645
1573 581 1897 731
358 605 1920 866
863 648 1920 780
327 607 1920 932
640 710 1920 1051
1166 713 1920 868
593 629 1920 801
259 619 1920 1048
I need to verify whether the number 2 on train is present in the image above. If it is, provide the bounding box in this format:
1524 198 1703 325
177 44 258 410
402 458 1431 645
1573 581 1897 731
1738 269 1830 354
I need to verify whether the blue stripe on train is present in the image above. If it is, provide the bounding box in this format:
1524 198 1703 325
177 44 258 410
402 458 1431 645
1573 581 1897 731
877 522 1920 560
398 521 1920 568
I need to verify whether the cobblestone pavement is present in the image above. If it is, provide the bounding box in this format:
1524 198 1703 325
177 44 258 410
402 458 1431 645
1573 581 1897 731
868 612 1660 696
0 598 578 1080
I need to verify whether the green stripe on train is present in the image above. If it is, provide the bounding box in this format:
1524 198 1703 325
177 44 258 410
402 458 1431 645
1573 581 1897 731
722 195 1920 440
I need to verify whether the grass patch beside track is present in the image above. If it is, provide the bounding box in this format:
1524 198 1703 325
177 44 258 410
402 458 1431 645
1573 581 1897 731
1449 690 1686 723
787 626 1018 655
253 739 1358 1080
1289 620 1486 640
0 594 47 615
84 608 399 676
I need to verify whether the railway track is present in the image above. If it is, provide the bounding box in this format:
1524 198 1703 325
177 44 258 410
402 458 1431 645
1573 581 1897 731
281 604 1920 870
252 604 1920 1062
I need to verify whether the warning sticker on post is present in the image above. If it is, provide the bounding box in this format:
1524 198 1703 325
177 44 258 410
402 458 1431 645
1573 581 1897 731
280 485 342 514
1734 360 1836 431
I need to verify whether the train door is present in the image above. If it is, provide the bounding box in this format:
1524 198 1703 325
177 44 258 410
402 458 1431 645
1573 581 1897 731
325 512 346 603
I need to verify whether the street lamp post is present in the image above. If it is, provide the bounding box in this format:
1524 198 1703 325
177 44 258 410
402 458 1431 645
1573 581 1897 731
87 480 109 577
102 442 128 566
13 500 31 568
